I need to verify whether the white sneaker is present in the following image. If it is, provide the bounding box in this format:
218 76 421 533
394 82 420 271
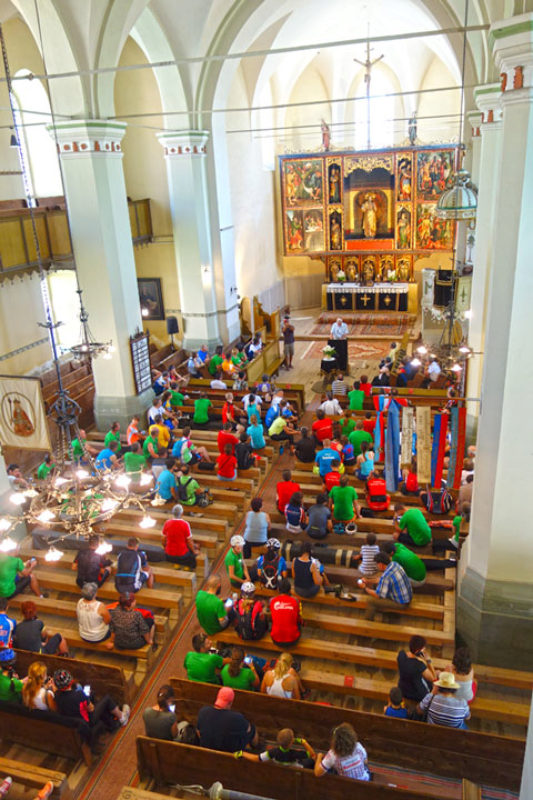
120 704 130 726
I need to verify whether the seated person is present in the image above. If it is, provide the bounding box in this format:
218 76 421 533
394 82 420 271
359 374 372 398
257 538 287 589
216 443 238 481
208 346 224 377
292 541 322 598
161 504 199 570
366 470 391 512
397 634 437 704
236 727 316 767
306 494 332 540
195 573 233 636
351 532 380 577
401 457 420 495
312 409 333 444
197 686 259 752
77 582 111 643
155 458 178 502
355 441 374 481
233 371 248 392
314 439 339 478
104 421 123 455
173 427 211 465
193 392 213 425
276 469 301 513
107 593 155 650
329 476 360 523
340 435 355 466
384 686 409 719
261 651 304 700
225 535 251 589
143 427 160 460
73 533 112 588
381 540 426 587
348 420 373 457
221 646 260 691
115 537 154 593
347 380 365 410
331 373 348 396
13 601 68 655
393 503 432 548
0 598 16 647
323 459 342 493
71 430 98 463
22 661 56 711
314 722 370 782
0 552 46 599
175 465 204 507
124 441 147 479
417 672 471 729
363 412 376 435
143 684 180 741
269 578 302 647
235 432 255 470
284 492 307 534
361 550 412 620
221 352 237 375
151 415 172 451
187 351 203 378
268 414 297 454
294 426 316 463
233 582 268 641
320 392 343 417
37 453 54 480
184 632 226 684
94 440 120 471
0 648 22 702
221 395 240 429
247 414 265 450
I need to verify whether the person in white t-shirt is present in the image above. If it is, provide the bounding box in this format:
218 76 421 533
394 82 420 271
427 358 441 382
320 392 343 417
330 318 349 340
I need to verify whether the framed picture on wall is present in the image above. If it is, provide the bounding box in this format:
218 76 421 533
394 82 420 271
138 278 164 320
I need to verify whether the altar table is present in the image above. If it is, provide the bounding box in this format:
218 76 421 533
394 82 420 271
325 282 409 312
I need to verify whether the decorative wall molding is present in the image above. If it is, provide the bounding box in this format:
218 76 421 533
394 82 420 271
157 131 209 158
0 337 48 362
49 121 127 158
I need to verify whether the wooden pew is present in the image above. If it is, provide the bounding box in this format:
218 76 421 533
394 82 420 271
0 702 91 764
168 677 524 791
0 757 71 800
136 736 435 800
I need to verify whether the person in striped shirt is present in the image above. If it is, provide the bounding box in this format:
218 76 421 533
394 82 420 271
315 722 370 781
417 672 470 729
352 532 380 576
361 551 412 619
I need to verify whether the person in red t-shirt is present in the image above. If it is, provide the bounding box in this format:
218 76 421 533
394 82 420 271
217 422 239 454
276 469 301 513
217 443 238 481
161 504 199 569
312 409 333 444
269 579 303 647
366 470 391 512
323 460 342 493
362 412 376 436
359 374 372 398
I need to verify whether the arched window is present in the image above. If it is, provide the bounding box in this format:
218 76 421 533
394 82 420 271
354 71 396 150
11 70 62 198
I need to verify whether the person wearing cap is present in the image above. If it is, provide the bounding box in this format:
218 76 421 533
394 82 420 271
225 535 250 589
417 672 471 729
184 633 228 684
195 574 234 636
256 539 287 589
196 686 258 752
233 582 268 641
161 504 199 570
0 649 22 702
52 668 130 745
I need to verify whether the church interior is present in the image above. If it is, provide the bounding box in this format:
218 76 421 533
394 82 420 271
0 0 531 798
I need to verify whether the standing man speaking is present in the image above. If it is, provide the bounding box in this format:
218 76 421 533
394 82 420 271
329 317 349 372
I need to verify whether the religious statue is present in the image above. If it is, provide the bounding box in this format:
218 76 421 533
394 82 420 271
321 119 331 151
329 211 342 250
361 193 378 238
328 164 341 203
362 257 375 284
408 111 417 146
345 259 357 282
329 259 341 282
397 258 411 282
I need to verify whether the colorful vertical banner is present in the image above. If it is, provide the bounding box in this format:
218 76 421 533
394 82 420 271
431 413 449 488
401 407 414 467
373 394 387 461
416 406 431 485
385 399 401 493
447 406 467 489
0 376 50 451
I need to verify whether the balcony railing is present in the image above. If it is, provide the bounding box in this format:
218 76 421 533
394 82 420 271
0 196 153 277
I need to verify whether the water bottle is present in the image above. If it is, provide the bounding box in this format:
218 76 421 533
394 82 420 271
0 777 12 797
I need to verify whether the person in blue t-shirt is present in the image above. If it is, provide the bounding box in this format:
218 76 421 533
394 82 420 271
264 404 280 430
156 458 178 501
95 441 120 471
247 416 266 450
383 686 409 719
0 598 16 648
314 440 339 477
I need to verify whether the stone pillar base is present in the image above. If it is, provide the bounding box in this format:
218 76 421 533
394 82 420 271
457 567 533 669
94 388 154 432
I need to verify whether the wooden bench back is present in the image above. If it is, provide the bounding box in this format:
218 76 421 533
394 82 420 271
167 678 524 791
136 736 427 800
0 703 87 762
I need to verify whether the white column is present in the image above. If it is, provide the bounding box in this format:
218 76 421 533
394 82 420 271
465 87 503 436
51 121 152 428
520 695 533 800
157 131 222 350
458 14 533 669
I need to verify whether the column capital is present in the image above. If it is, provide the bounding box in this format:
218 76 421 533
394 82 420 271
157 130 209 158
48 120 127 157
473 84 503 125
467 110 483 138
490 13 533 94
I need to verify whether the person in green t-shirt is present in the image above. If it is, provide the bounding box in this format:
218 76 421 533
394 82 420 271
193 393 212 425
184 632 226 683
348 421 373 456
124 442 147 479
225 535 250 588
338 412 356 437
383 540 427 585
329 476 360 522
104 421 122 454
143 427 160 459
169 381 185 408
196 575 231 635
0 650 23 702
37 453 54 480
393 504 432 547
176 466 202 505
208 346 224 377
71 429 98 462
347 381 365 411
221 647 260 691
0 554 44 599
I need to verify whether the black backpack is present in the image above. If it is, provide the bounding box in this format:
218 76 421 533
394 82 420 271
260 554 281 590
235 599 267 640
177 476 193 502
421 488 453 515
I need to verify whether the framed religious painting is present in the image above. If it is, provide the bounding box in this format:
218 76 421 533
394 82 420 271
303 208 325 252
396 204 412 249
343 154 394 242
416 149 455 201
282 158 324 208
138 278 164 320
416 203 454 250
396 154 413 201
